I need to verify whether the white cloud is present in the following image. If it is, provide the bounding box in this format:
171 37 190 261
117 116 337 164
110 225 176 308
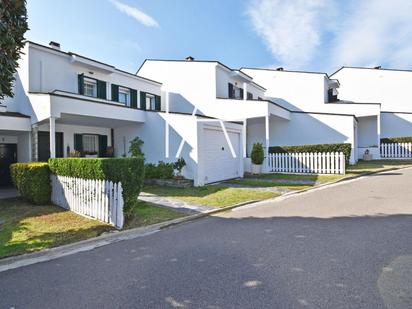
109 0 159 28
247 0 412 71
331 0 412 69
247 0 335 69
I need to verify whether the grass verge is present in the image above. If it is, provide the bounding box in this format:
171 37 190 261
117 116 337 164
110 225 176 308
124 200 187 229
226 179 312 190
0 197 113 259
143 185 279 208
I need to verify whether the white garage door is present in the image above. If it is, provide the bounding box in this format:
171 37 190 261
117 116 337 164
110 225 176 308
203 128 241 184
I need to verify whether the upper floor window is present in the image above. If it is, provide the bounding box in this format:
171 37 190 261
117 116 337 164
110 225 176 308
118 87 130 105
84 78 97 97
140 91 161 111
247 92 253 100
78 74 106 99
327 88 338 102
228 83 244 99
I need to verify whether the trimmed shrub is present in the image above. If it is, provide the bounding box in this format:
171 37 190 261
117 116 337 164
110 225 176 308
48 158 145 217
145 161 174 179
10 162 50 205
269 143 352 165
251 143 264 165
381 136 412 143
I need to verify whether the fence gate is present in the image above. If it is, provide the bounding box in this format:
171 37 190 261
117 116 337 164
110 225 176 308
267 152 345 174
51 175 124 228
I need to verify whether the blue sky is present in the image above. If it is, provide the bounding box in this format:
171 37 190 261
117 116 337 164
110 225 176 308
26 0 412 74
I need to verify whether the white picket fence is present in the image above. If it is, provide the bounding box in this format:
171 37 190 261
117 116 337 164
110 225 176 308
51 175 124 229
267 152 345 174
380 143 412 158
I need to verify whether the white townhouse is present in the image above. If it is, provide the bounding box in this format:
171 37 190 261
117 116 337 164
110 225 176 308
331 66 412 142
137 58 292 172
0 42 245 186
241 67 382 162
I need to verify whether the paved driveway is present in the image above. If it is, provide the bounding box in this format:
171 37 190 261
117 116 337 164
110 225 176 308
0 169 411 308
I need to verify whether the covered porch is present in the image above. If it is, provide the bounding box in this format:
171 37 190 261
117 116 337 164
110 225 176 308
33 113 144 161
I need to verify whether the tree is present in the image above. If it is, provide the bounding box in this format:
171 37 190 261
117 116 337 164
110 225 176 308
0 0 29 100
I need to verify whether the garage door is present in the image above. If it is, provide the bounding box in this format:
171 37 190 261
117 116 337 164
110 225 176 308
203 128 240 184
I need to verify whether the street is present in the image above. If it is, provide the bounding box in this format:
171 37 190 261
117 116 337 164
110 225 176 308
1 169 412 308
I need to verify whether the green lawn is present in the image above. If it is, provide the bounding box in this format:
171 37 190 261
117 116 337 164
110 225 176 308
226 179 312 190
246 159 412 184
143 185 279 208
0 197 113 259
124 200 187 229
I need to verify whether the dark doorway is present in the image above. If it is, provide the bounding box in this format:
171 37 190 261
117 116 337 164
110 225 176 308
0 144 17 186
38 131 64 162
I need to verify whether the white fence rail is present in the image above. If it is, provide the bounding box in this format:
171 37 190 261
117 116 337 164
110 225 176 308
51 175 124 229
380 143 412 158
267 152 345 174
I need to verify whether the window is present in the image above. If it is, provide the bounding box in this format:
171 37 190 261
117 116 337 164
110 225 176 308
228 83 243 99
84 78 97 97
146 94 156 110
82 134 98 154
328 88 338 102
247 92 253 100
118 87 130 105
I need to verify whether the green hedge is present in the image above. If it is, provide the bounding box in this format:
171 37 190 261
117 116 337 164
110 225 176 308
269 143 352 165
48 158 145 217
145 161 174 179
381 136 412 143
10 162 51 205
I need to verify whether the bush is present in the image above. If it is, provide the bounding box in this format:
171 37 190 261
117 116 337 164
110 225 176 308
48 158 145 217
269 143 352 165
10 162 50 205
381 136 412 143
251 143 265 165
173 158 186 176
129 136 145 159
145 161 174 179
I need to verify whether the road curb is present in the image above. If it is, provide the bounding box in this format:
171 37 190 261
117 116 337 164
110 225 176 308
1 166 410 273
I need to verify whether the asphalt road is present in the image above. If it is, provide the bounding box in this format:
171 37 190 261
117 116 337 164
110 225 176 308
1 169 412 309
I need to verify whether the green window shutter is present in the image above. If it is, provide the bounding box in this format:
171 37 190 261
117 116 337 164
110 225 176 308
239 88 244 99
155 95 161 111
74 134 83 155
98 135 108 157
130 89 138 108
97 80 107 99
228 83 234 98
140 91 146 110
78 74 84 95
111 84 119 101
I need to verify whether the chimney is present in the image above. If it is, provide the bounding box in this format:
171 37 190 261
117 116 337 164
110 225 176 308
276 67 284 71
185 56 194 61
49 41 61 50
374 66 381 69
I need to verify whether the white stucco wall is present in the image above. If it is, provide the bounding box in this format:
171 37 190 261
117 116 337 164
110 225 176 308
247 112 356 163
381 112 412 138
240 68 328 111
332 68 412 112
357 116 378 147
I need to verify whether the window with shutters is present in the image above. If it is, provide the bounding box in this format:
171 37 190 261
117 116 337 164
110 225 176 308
82 134 98 154
84 77 97 97
118 87 130 105
146 94 156 110
247 92 253 100
229 83 244 99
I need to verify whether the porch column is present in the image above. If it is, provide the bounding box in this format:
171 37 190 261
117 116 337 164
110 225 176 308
377 114 381 156
242 119 247 157
265 115 270 156
49 117 56 158
31 124 39 161
243 82 247 101
165 91 170 158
